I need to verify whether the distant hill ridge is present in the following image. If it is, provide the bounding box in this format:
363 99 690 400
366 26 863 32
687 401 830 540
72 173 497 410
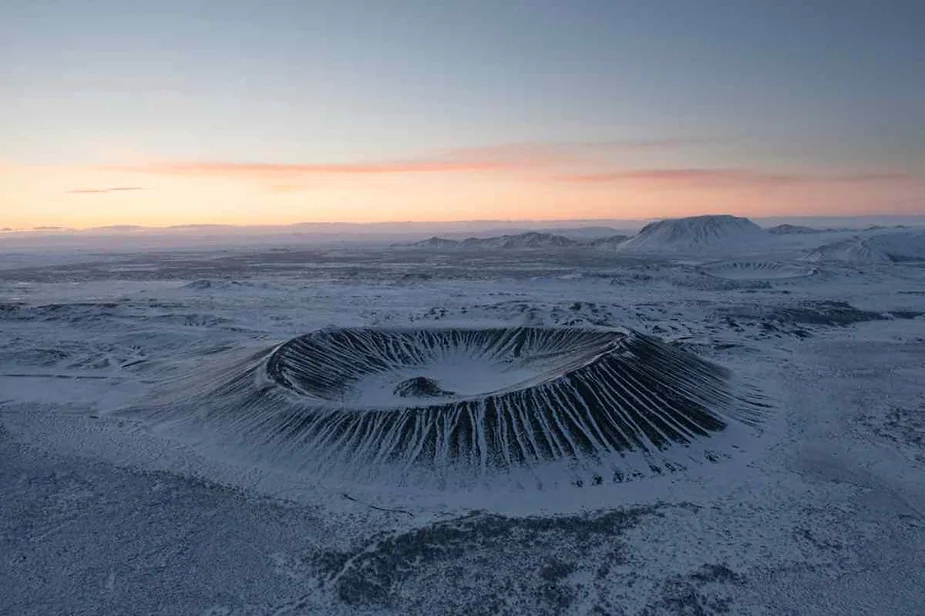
406 231 583 249
587 234 630 248
767 224 824 235
402 215 925 256
406 216 775 252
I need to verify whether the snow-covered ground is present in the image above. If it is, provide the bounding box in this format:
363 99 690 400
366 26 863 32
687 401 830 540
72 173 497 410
1 218 924 614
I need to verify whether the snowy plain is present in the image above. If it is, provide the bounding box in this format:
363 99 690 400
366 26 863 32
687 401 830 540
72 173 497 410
1 217 924 615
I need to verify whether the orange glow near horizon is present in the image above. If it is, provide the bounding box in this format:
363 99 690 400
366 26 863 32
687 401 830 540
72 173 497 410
2 157 923 230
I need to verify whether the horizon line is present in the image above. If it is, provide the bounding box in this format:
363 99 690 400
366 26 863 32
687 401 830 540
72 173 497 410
4 212 925 234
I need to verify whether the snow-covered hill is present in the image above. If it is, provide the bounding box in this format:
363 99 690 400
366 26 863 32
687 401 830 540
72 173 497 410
618 215 772 255
805 230 925 264
803 236 892 264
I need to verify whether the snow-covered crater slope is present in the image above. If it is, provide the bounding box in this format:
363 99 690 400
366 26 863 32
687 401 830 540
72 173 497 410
120 326 766 489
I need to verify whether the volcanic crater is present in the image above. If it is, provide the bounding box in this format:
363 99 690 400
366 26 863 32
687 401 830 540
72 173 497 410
128 326 766 487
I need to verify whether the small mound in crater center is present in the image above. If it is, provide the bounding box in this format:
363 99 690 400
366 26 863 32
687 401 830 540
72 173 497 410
394 376 455 398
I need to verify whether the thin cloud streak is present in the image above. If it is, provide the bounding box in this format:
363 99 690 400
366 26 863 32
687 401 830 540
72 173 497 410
102 159 522 179
68 186 145 194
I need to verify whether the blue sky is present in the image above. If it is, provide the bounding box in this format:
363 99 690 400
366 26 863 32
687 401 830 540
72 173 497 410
2 1 924 227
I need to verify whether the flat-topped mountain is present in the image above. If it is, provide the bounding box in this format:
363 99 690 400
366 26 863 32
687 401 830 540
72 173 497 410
618 215 771 254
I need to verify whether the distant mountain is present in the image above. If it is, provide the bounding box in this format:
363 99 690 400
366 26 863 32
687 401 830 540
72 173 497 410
767 224 824 235
754 215 925 230
460 232 577 249
87 225 148 233
536 226 626 241
403 231 576 250
618 215 771 254
586 234 630 248
803 236 891 264
167 224 237 231
407 236 461 249
804 230 925 264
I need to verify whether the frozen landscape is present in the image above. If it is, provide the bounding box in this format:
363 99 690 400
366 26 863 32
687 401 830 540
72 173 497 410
2 214 924 614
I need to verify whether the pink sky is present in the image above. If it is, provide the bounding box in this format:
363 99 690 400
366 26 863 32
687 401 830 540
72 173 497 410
3 145 923 229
